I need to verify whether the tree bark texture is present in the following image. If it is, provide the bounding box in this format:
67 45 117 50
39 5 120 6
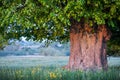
65 20 111 71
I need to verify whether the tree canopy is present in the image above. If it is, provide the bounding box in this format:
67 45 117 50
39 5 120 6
0 0 120 43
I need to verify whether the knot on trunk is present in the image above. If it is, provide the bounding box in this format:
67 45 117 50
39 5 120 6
98 25 111 41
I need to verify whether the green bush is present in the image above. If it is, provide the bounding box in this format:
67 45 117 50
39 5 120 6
0 51 26 56
40 46 65 56
107 41 120 56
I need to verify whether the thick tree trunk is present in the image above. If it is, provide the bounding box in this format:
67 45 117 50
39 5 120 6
65 20 111 71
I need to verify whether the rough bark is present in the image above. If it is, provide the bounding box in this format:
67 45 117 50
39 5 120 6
64 20 111 71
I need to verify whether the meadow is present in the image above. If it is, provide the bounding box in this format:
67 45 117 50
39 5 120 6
0 56 120 80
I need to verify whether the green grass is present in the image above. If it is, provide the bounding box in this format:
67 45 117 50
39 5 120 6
0 66 120 80
0 56 120 67
0 56 120 80
0 56 68 67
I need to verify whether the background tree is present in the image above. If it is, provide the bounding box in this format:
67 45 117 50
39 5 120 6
0 0 120 70
107 20 120 56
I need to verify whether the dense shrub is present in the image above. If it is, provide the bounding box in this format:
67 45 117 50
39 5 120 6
107 36 120 56
107 43 120 56
40 46 65 56
0 51 26 56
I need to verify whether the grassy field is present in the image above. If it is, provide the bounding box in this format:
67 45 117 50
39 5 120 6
0 56 120 80
0 56 68 67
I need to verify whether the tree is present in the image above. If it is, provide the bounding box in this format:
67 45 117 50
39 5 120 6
107 20 120 56
0 0 120 71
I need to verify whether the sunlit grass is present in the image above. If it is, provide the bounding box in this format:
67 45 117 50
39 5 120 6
0 66 120 80
0 56 120 80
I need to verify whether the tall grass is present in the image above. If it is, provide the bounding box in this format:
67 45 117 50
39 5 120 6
0 66 120 80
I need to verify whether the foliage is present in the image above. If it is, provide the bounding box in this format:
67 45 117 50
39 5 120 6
0 0 120 42
0 66 120 80
0 41 69 56
107 20 120 56
40 42 70 56
40 46 65 56
0 35 8 49
107 39 120 56
0 51 22 56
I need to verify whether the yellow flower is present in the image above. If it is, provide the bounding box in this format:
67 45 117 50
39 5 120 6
37 67 41 71
49 72 57 79
32 69 36 74
16 70 22 75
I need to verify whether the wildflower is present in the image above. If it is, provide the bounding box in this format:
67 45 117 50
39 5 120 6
49 72 57 79
32 69 36 74
16 70 22 75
